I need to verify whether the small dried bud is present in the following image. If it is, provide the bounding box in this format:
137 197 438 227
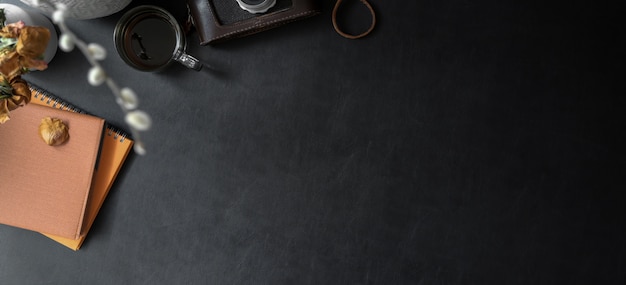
87 66 107 86
52 9 66 24
118 87 139 110
38 117 69 146
125 110 151 131
87 66 106 86
87 43 107 60
133 142 147 155
59 33 74 52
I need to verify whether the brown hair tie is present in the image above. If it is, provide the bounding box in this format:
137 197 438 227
332 0 376 39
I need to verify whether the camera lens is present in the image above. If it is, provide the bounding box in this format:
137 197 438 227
235 0 276 14
241 0 265 4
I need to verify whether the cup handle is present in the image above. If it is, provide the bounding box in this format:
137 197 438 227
173 50 202 71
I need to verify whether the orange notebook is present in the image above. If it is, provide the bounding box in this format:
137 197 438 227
0 101 104 240
28 86 134 250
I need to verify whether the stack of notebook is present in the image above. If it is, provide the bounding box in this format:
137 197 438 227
0 85 133 250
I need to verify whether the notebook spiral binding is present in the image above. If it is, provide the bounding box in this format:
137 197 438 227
28 84 130 143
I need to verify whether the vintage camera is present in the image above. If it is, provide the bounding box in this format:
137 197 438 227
187 0 319 45
235 0 277 14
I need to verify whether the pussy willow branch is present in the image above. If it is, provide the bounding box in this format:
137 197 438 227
30 0 150 155
57 18 146 154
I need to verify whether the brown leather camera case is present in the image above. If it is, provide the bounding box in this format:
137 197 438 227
187 0 320 45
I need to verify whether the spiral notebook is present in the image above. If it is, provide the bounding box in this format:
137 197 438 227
0 98 105 241
29 85 134 250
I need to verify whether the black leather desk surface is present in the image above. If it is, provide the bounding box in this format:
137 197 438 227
1 0 623 284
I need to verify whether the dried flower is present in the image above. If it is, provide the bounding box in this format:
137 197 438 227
0 8 49 123
0 76 31 123
0 22 50 78
38 116 69 146
16 25 49 59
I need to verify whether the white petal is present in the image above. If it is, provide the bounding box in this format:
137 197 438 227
27 0 40 6
58 34 74 52
125 110 152 131
87 43 107 60
87 66 106 86
117 87 139 110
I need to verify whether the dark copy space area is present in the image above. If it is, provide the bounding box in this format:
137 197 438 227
1 0 623 284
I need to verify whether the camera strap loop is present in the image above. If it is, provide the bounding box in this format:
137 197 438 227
332 0 376 39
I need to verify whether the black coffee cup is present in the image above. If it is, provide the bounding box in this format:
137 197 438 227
114 5 202 72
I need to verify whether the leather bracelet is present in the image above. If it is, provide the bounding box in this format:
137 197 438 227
332 0 376 39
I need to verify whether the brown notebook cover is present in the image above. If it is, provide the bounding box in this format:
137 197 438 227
27 86 134 250
0 103 105 240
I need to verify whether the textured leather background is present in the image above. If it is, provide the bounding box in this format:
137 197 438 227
1 0 623 284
